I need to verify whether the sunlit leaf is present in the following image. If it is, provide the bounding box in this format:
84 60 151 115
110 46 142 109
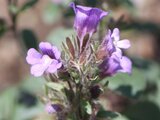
82 101 92 115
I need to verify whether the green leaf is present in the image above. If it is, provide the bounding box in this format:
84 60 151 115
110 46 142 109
124 101 160 120
18 0 38 13
0 19 7 37
103 67 146 98
46 82 64 92
97 110 119 119
9 5 18 14
82 101 92 115
20 29 38 50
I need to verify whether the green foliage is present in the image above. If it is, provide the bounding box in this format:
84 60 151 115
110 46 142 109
0 19 7 37
83 101 92 115
19 0 38 13
9 4 19 14
97 109 119 119
104 67 146 97
124 101 160 120
46 82 65 92
0 76 45 120
20 29 38 50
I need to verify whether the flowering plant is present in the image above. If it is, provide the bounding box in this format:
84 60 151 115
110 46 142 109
26 2 132 120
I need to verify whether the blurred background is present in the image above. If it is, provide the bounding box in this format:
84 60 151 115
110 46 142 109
0 0 160 120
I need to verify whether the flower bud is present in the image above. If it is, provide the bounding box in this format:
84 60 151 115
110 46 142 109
45 103 62 114
90 85 102 99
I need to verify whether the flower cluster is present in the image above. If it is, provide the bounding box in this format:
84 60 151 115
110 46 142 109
26 42 62 77
26 2 132 120
99 28 132 77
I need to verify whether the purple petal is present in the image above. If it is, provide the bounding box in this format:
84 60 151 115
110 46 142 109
99 54 122 77
106 54 121 75
39 42 60 59
45 104 56 114
52 46 61 59
70 2 108 41
41 55 53 67
117 39 131 49
119 56 132 74
114 48 122 58
30 64 46 77
101 30 117 56
31 55 54 77
47 59 62 73
105 30 115 56
47 60 58 73
70 2 91 13
56 62 62 69
39 42 52 54
111 28 120 41
26 48 42 65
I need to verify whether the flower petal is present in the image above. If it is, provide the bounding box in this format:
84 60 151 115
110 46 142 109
70 2 108 41
111 28 120 41
99 54 122 77
106 54 121 75
30 64 46 77
117 39 131 49
52 46 61 59
41 55 53 67
26 48 42 65
39 42 52 54
114 48 122 58
56 62 62 69
47 59 62 73
45 104 56 114
119 56 132 74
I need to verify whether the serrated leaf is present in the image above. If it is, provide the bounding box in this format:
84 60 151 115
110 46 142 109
46 82 64 92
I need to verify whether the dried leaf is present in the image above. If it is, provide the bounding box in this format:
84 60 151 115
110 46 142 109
66 37 75 59
79 51 87 64
81 34 89 53
96 47 108 61
76 36 80 53
73 36 78 53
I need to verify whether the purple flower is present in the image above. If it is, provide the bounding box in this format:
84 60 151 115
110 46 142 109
99 28 132 77
101 28 131 57
99 52 132 77
26 42 62 77
45 103 62 114
70 2 108 45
